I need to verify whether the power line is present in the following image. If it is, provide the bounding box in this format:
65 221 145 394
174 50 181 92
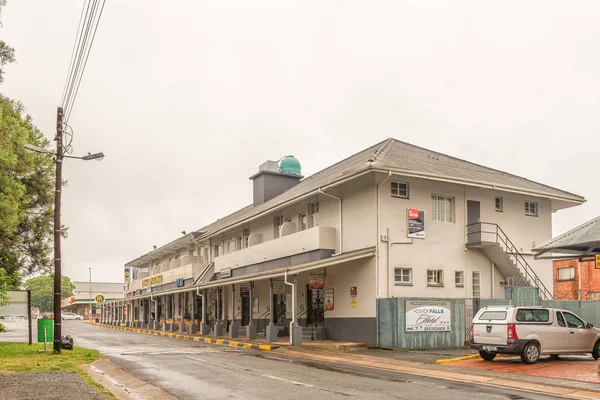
65 0 107 124
60 0 88 107
62 0 98 116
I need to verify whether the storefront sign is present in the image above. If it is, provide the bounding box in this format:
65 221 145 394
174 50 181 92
405 300 451 332
309 277 324 290
407 208 425 239
220 267 232 279
350 287 357 298
596 254 600 269
95 295 104 303
176 278 185 287
324 289 334 310
142 275 163 287
273 282 285 295
351 298 357 308
124 267 130 282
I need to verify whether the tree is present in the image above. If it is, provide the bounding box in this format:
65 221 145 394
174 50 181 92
0 0 55 295
23 275 75 313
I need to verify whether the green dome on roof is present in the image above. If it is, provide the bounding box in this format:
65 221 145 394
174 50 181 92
279 156 301 175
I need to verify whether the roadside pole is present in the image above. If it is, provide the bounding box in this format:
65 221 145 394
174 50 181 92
27 289 32 345
53 107 64 353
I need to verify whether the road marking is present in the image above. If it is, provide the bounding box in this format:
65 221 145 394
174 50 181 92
263 375 314 388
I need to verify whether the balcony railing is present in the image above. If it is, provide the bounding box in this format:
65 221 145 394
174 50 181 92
214 226 336 274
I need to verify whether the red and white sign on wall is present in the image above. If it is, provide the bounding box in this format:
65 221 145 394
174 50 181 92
407 208 425 239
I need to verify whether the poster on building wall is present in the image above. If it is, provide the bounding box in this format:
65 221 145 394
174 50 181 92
309 277 324 289
407 208 425 239
405 300 451 332
124 267 130 282
324 289 334 310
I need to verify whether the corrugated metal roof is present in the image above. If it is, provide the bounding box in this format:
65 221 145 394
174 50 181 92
534 215 600 252
195 138 584 239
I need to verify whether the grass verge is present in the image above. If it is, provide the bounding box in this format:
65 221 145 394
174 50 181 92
0 342 115 399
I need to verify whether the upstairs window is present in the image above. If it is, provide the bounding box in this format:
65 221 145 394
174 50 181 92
391 181 409 198
274 215 284 238
432 195 454 223
308 202 319 228
495 197 503 212
472 271 481 298
243 228 250 248
556 267 575 281
427 269 444 286
394 268 412 285
455 271 464 287
299 213 307 231
525 201 538 216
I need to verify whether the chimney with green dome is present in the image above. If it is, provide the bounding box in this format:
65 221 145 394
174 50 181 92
249 155 304 205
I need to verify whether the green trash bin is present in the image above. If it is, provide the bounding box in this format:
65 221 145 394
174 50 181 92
37 318 53 343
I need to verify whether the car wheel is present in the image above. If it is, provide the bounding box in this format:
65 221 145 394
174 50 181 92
592 340 600 360
479 350 497 361
521 342 540 364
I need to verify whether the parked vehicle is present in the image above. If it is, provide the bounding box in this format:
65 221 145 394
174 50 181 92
470 305 600 364
41 312 54 319
62 312 84 320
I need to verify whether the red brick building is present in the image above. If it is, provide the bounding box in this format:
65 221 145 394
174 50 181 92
553 257 600 300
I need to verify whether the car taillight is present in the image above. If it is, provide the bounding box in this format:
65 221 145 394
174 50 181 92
470 323 474 341
507 324 518 339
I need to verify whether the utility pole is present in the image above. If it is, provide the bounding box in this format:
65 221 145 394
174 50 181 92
53 107 64 353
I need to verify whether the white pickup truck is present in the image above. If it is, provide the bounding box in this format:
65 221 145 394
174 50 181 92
470 305 600 364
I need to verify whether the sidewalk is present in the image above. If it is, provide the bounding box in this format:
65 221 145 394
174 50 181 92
272 347 600 400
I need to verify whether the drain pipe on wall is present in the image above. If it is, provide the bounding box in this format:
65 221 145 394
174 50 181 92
318 189 342 254
284 270 301 345
376 171 392 299
150 294 157 330
375 171 391 349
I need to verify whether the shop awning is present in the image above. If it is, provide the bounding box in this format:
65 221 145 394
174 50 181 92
105 247 375 304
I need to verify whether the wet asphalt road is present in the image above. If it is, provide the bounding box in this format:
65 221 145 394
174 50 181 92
2 320 566 400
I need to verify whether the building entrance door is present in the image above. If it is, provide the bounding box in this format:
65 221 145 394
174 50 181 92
467 200 481 244
241 295 250 326
306 285 324 326
273 294 286 326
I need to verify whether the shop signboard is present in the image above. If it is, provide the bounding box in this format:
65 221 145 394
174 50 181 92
324 289 334 310
309 277 324 290
405 300 451 332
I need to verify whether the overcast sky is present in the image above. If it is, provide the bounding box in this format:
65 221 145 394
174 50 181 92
2 1 597 283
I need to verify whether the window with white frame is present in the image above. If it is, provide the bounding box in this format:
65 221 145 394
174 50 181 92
455 271 464 287
431 195 454 223
227 239 235 253
236 236 243 251
308 201 319 228
495 197 503 212
525 201 538 216
394 268 412 285
243 228 250 248
427 269 444 286
472 271 481 298
274 215 284 238
391 181 409 198
299 212 307 231
557 267 575 281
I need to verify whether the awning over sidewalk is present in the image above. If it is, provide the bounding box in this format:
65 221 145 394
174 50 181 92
103 247 375 305
534 215 600 259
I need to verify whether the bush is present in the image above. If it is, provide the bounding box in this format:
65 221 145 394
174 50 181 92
0 323 6 333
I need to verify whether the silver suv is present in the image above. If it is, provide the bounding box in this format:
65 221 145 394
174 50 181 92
470 305 600 364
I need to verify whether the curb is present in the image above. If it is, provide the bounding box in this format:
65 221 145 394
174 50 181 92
89 322 277 351
435 354 481 364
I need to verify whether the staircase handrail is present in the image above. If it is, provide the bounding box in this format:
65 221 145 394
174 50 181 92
466 222 554 300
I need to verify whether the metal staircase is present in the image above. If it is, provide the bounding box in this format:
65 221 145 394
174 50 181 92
466 222 554 300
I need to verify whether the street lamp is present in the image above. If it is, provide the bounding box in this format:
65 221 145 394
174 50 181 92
25 108 104 352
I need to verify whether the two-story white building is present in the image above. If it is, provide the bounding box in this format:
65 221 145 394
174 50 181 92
102 138 584 347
